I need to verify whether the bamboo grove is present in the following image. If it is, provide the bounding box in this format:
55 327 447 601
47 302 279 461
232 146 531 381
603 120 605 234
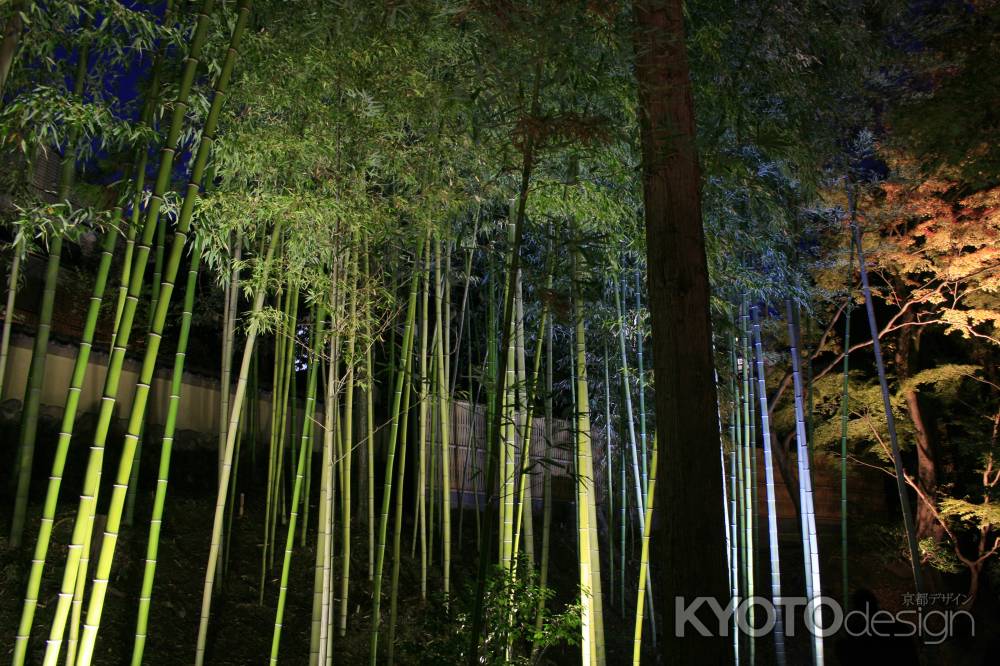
2 1 999 665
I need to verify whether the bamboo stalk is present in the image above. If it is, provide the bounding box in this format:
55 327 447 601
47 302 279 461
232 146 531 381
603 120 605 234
387 330 415 665
852 213 923 593
434 240 453 598
10 30 90 548
369 238 423 666
12 221 118 665
632 436 658 664
339 243 357 635
0 235 23 399
130 238 202 665
786 300 824 666
269 304 322 664
41 3 219 658
195 216 278 666
751 305 786 665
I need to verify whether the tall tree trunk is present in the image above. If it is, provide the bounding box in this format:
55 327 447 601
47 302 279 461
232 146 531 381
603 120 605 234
895 311 942 542
632 0 730 661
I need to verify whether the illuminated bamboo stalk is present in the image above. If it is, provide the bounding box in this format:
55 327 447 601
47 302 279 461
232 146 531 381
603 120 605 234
339 244 357 635
740 308 756 665
634 269 649 496
632 436 658 664
603 348 614 608
194 218 277 666
364 249 376 582
434 240 453 597
369 238 422 666
729 449 741 664
42 2 219 656
260 287 287 603
10 30 90 548
573 242 605 666
531 274 554 651
130 238 202 665
612 274 644 510
0 235 23 399
786 301 823 666
751 305 786 665
416 239 431 596
387 335 415 665
123 210 169 528
272 283 300 544
269 304 321 664
12 221 118 665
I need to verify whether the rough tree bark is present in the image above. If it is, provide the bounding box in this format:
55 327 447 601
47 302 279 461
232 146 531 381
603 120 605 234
632 0 731 662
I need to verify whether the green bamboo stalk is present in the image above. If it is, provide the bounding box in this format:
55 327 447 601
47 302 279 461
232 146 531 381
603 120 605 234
0 235 23 399
531 282 554 652
81 27 255 664
310 269 339 664
12 221 118 665
721 442 736 663
195 217 277 666
339 246 357 635
219 232 243 490
370 238 423 666
633 269 649 495
41 3 218 658
434 240 452 597
124 210 169 527
364 249 376 583
467 59 544 660
9 31 90 548
130 237 202 665
632 436 658 664
311 332 336 666
603 346 614 608
573 243 605 666
511 271 546 565
272 283 300 553
260 287 286 604
416 239 430 595
729 450 741 664
110 0 174 353
270 304 322 664
387 333 415 665
500 299 516 570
